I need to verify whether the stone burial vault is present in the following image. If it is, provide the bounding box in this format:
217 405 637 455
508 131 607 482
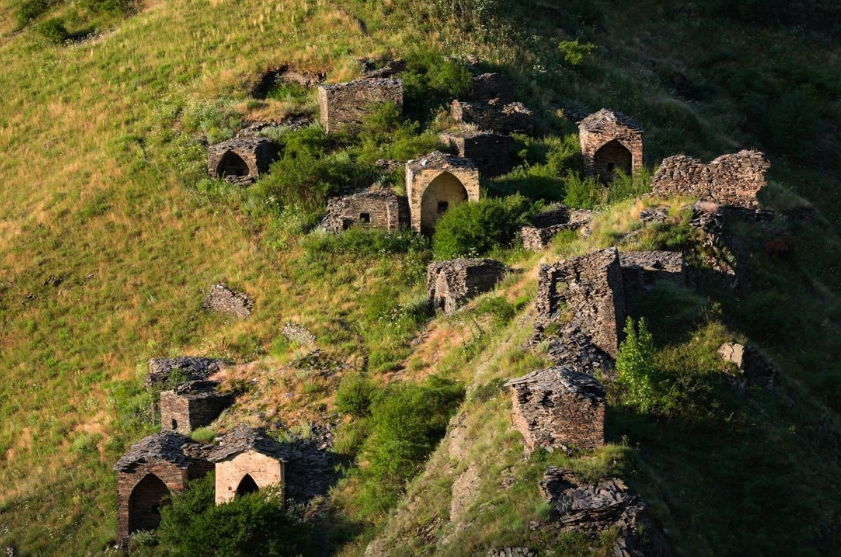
578 109 644 184
406 151 480 235
207 137 280 185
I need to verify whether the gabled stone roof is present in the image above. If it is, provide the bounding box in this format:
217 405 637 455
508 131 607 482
207 136 275 154
504 366 605 400
406 150 477 172
208 426 288 462
167 380 229 400
578 109 642 133
113 431 196 472
146 356 229 387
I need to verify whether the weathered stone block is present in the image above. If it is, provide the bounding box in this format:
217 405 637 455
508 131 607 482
651 150 770 209
208 427 287 505
451 99 534 135
317 79 403 133
578 109 644 183
203 284 254 319
440 129 514 178
471 72 515 104
406 151 481 234
427 258 508 314
323 185 410 233
207 137 279 185
535 248 626 358
505 367 605 453
146 356 229 389
160 381 234 435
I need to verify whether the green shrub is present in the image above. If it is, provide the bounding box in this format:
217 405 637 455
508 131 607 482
432 194 531 258
558 40 597 68
336 373 379 417
14 0 48 26
191 427 215 443
563 172 605 209
400 50 472 122
615 317 658 413
157 474 313 557
302 227 430 258
333 418 371 457
35 17 68 43
608 167 652 203
475 296 515 326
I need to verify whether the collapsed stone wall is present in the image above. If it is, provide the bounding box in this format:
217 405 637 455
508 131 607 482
618 251 686 312
317 79 403 133
146 357 229 388
203 284 254 319
505 367 605 453
535 248 626 358
427 258 508 314
451 100 534 136
439 129 514 178
207 137 279 186
160 381 234 435
651 150 770 209
521 209 594 252
471 73 515 104
322 186 410 233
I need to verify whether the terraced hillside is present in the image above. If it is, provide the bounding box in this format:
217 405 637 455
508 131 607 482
0 0 840 556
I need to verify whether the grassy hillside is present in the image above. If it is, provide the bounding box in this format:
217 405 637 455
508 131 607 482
0 0 840 556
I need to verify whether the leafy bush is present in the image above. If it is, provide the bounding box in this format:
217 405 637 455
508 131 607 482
157 474 313 557
35 17 69 43
432 194 531 258
563 172 605 209
615 318 658 413
558 40 597 68
190 427 215 443
400 50 472 122
475 296 515 326
302 226 430 258
14 0 48 26
336 373 379 417
608 167 652 203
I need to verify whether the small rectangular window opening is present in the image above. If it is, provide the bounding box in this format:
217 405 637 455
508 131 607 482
437 201 449 214
359 213 371 224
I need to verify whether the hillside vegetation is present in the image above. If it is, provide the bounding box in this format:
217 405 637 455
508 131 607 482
0 0 840 556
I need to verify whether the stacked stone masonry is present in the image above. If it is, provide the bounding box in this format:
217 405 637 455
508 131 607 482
451 99 535 136
651 150 770 209
203 284 254 319
439 129 514 178
160 381 234 435
323 186 410 233
578 109 643 183
618 250 686 312
317 79 403 133
207 137 279 186
406 151 480 234
505 367 605 453
146 356 228 388
522 208 594 252
208 426 287 505
427 258 508 314
535 248 626 358
471 73 515 104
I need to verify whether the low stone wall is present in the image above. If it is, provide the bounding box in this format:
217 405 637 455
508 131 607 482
618 250 686 311
651 150 770 208
427 258 508 314
203 284 254 319
505 367 605 453
521 209 594 252
535 248 626 358
317 79 403 133
439 129 514 178
160 381 234 434
451 100 534 135
323 186 410 233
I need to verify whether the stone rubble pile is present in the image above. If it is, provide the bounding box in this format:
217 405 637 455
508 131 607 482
203 284 254 319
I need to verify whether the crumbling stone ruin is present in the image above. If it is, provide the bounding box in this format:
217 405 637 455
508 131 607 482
208 426 287 505
207 137 280 186
361 58 407 79
427 258 508 314
322 185 410 233
160 380 234 435
471 73 515 104
251 65 325 97
451 99 534 136
618 250 686 311
505 367 605 454
521 207 594 251
406 151 481 234
203 284 254 319
578 109 644 183
439 129 514 178
317 78 403 133
282 322 316 346
146 356 229 389
538 467 659 557
718 342 778 390
535 248 626 359
113 432 213 541
651 150 770 209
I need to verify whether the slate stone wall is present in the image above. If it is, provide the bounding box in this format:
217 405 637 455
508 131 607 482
160 382 234 435
440 130 514 177
323 187 410 233
618 251 686 312
451 100 535 135
427 258 508 314
406 151 481 234
203 284 254 319
317 79 403 133
471 73 515 104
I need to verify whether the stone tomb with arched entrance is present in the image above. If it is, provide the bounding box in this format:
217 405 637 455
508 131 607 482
113 432 213 541
578 109 643 184
406 151 480 235
207 137 280 186
207 426 287 505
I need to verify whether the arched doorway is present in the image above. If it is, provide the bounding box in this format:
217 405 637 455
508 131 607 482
216 151 250 178
235 474 260 497
420 172 469 235
593 140 632 184
128 474 170 534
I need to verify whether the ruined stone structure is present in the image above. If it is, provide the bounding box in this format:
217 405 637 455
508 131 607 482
146 356 228 388
538 467 656 557
114 432 213 541
618 251 686 311
505 367 605 453
651 150 770 209
207 137 279 186
317 79 403 133
471 73 515 104
282 322 316 346
439 129 514 178
406 151 481 234
718 342 778 389
578 109 643 183
535 248 626 358
322 186 410 233
521 208 594 252
203 284 254 319
208 427 287 505
362 58 407 79
427 258 508 314
451 100 535 136
160 381 234 435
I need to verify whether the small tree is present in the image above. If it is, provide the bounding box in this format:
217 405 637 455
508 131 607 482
616 317 658 413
